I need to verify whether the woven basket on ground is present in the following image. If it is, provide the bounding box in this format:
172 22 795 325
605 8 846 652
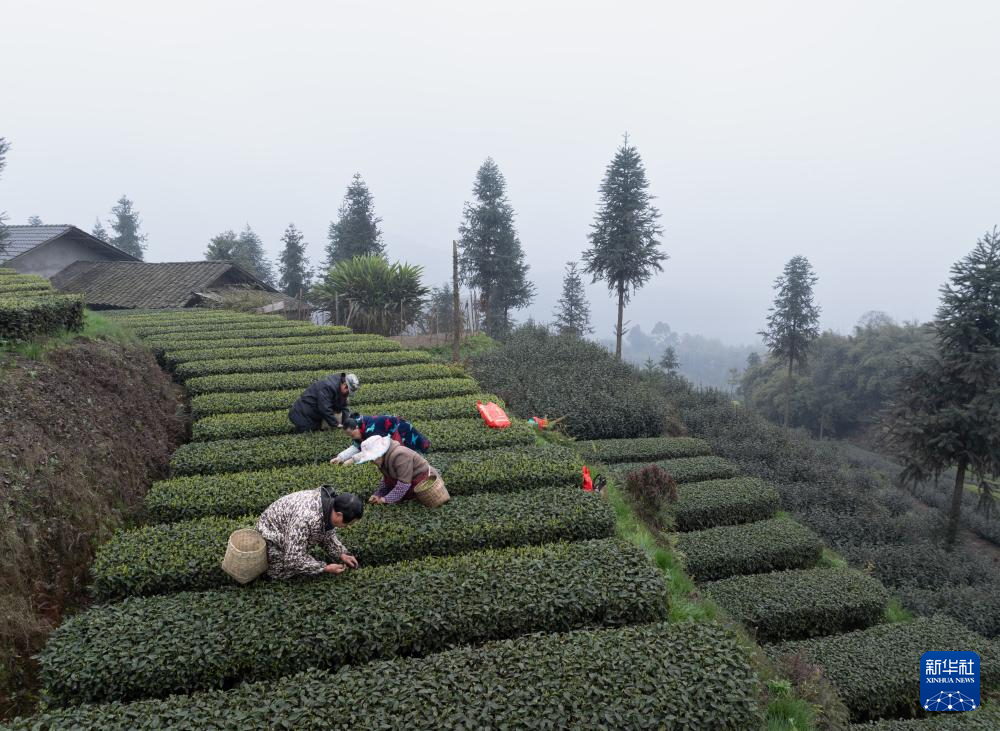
221 528 268 584
414 471 450 508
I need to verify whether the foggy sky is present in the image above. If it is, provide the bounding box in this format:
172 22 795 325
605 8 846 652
3 0 998 345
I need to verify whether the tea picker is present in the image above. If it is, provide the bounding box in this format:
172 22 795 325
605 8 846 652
347 435 450 508
330 413 430 463
287 372 360 433
222 485 365 583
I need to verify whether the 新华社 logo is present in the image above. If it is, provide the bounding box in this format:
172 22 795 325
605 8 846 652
920 651 980 712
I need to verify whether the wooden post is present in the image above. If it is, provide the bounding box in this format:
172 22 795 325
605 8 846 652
452 240 462 363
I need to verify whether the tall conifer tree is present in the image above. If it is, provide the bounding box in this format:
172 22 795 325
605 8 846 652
759 255 821 428
583 135 666 358
458 158 534 339
326 173 384 266
885 229 1000 550
277 223 311 297
107 195 148 259
91 218 109 242
553 261 593 336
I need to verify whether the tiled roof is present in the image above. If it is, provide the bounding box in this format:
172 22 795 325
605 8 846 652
51 261 276 309
0 224 137 263
0 225 73 261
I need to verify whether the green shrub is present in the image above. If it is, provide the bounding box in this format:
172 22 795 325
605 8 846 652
159 333 385 357
142 323 352 345
672 477 780 531
0 282 52 294
111 312 286 327
575 436 712 463
169 418 536 475
40 538 667 705
147 444 584 522
0 294 85 340
174 349 433 380
12 621 762 730
768 615 1000 722
162 338 401 368
191 394 499 440
623 464 677 530
93 487 612 600
470 324 673 439
132 319 318 337
607 455 740 484
185 363 465 395
704 567 889 642
849 703 1000 729
676 515 823 581
189 376 480 417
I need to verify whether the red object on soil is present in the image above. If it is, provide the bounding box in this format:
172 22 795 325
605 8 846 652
477 401 511 429
582 465 594 492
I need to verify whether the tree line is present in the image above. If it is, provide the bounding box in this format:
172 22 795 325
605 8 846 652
752 234 1000 551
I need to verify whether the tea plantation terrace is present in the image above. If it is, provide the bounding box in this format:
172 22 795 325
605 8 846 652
7 309 765 728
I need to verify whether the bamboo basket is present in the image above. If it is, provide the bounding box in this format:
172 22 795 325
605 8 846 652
221 528 268 584
414 471 450 508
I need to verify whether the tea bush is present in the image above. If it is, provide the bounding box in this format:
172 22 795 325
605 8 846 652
470 324 674 439
186 363 465 395
704 567 889 642
0 281 52 295
143 324 351 345
575 436 711 463
676 515 823 581
173 349 432 380
672 477 780 531
661 380 1000 638
132 319 313 338
190 376 480 417
191 394 499 440
93 487 612 599
11 622 762 730
0 294 85 340
161 333 388 360
40 538 668 705
148 444 584 521
162 338 402 368
169 418 536 475
606 455 740 484
768 616 1000 722
851 704 1000 729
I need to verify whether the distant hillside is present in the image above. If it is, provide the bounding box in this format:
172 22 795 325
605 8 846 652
602 322 759 390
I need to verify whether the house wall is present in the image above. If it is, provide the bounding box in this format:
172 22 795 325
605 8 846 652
8 238 122 279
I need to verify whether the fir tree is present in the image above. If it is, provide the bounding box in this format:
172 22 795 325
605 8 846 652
107 195 148 260
277 223 312 297
0 137 10 255
205 225 274 285
759 255 821 428
583 135 666 358
458 158 534 339
91 218 110 242
326 173 384 265
659 346 679 373
553 261 593 336
27 215 43 226
884 228 1000 550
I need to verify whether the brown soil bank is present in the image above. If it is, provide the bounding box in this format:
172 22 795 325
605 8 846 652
0 340 186 717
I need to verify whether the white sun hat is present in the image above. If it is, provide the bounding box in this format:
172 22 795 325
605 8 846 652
352 435 392 464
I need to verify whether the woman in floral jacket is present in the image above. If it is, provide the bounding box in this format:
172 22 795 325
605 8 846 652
255 485 364 580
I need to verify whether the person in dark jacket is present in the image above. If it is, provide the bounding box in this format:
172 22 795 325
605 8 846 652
287 372 360 433
329 413 430 464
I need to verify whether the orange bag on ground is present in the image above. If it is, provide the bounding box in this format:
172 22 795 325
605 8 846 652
477 401 511 429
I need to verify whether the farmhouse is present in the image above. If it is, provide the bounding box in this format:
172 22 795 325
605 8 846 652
0 224 137 278
50 260 306 313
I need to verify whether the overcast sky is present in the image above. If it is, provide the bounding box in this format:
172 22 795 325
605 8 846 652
3 1 998 344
